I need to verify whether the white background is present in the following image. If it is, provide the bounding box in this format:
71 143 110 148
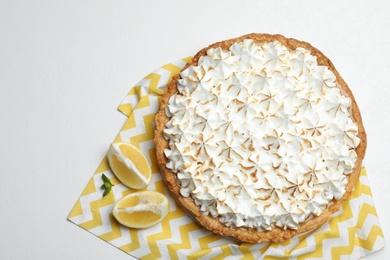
0 0 388 259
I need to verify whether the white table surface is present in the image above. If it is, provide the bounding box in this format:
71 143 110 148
1 1 388 259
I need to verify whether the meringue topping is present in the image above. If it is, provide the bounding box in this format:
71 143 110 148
163 39 360 230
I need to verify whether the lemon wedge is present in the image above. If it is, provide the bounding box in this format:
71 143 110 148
107 142 151 189
113 191 169 229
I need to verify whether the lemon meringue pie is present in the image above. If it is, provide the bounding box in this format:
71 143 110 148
154 33 366 243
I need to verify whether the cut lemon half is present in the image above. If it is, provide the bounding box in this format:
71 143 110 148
107 142 152 189
113 191 169 229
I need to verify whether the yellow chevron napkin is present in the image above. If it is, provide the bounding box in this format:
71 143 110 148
68 58 385 259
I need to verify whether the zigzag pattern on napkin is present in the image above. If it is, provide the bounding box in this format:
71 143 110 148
68 59 385 259
118 57 192 117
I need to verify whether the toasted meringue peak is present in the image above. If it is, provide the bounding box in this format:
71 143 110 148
163 40 360 230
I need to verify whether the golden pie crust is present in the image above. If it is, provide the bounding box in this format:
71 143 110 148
154 33 367 243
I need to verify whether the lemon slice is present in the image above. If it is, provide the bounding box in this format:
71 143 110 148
107 142 152 189
113 191 169 229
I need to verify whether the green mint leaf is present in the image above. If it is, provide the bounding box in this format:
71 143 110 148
101 174 114 198
101 174 110 184
102 186 112 198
